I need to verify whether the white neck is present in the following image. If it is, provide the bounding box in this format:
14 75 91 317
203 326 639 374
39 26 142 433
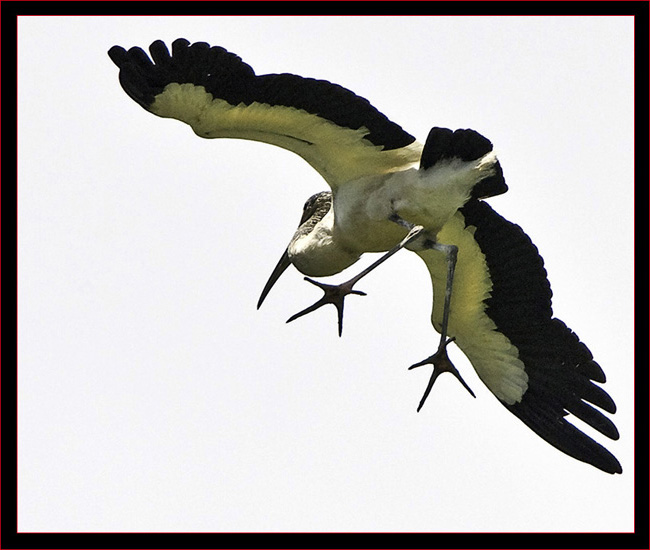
288 209 361 277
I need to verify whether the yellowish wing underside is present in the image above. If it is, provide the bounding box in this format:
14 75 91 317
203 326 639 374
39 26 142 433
150 83 423 189
417 211 528 405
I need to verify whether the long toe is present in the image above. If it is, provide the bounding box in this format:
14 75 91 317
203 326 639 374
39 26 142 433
448 365 476 398
286 295 331 324
416 367 443 412
409 342 475 408
287 277 366 335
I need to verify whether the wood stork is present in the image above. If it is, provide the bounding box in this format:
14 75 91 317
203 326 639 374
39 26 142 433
108 38 622 474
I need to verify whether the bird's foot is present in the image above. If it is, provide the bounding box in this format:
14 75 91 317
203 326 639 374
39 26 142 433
286 277 367 337
408 337 475 411
284 223 425 337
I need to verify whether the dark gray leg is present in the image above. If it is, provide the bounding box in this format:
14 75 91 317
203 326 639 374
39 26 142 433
408 241 475 412
389 213 475 407
288 211 476 409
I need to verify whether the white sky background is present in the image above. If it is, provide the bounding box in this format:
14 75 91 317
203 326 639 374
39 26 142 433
17 16 635 533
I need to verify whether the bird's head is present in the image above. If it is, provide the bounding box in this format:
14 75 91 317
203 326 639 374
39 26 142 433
256 191 334 309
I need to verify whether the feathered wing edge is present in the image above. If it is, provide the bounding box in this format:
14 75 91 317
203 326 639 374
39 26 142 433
107 39 423 187
108 38 416 150
456 200 621 473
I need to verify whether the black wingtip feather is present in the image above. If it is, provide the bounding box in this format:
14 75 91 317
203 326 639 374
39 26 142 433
576 359 607 383
149 40 171 65
107 45 128 66
108 38 416 151
460 200 621 474
523 404 623 474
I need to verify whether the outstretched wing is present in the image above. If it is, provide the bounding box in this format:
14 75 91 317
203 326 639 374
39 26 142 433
108 38 423 189
417 200 621 474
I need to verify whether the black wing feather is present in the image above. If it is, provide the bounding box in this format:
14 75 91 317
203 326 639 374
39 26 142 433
460 200 622 474
420 127 508 199
108 38 416 151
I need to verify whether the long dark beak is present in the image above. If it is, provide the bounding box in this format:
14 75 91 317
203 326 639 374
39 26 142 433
256 249 292 309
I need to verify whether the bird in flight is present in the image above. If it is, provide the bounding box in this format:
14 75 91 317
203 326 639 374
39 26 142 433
108 38 621 474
